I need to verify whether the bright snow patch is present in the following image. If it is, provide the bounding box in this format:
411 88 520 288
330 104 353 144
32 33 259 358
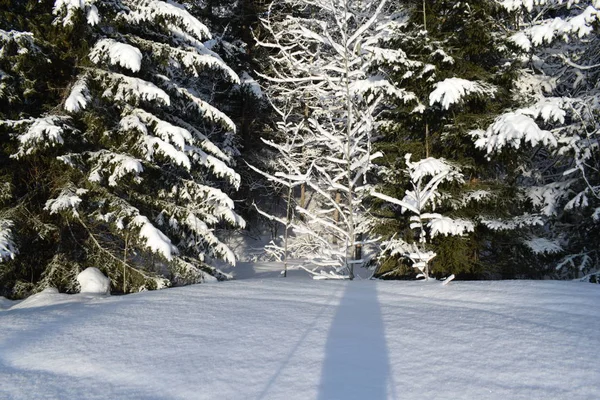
124 0 211 41
53 0 96 26
472 112 557 154
0 270 599 400
132 215 178 260
405 155 461 181
100 71 170 106
77 267 110 295
44 189 82 216
90 39 143 73
44 188 82 216
481 214 545 231
429 78 496 110
426 215 475 238
12 116 69 157
64 76 90 112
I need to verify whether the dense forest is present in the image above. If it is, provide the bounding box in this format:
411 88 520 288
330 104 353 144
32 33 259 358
1 0 599 298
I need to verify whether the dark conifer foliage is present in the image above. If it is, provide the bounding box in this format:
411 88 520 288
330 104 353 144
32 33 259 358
1 0 244 298
372 1 537 279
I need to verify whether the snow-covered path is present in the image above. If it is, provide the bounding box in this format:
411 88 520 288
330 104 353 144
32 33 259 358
1 264 599 399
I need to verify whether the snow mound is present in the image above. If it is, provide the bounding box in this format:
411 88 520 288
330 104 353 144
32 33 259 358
10 287 71 310
77 267 111 295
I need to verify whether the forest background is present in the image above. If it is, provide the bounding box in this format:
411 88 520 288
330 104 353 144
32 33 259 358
1 0 599 298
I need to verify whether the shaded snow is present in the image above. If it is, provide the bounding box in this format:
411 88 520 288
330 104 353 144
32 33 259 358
0 219 17 261
0 296 12 309
1 265 599 400
240 71 263 98
525 237 563 255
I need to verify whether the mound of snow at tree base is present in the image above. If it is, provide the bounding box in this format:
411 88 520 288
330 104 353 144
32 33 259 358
77 267 110 295
1 267 599 400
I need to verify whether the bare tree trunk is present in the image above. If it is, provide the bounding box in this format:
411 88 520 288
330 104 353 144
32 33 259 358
300 183 306 209
283 183 293 277
123 231 129 293
354 233 362 260
343 1 355 280
423 0 427 31
332 191 342 245
425 122 430 158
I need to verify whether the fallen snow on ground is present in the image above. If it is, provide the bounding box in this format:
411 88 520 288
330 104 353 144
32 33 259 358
1 263 599 400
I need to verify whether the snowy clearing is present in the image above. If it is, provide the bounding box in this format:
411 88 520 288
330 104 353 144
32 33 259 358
1 263 599 400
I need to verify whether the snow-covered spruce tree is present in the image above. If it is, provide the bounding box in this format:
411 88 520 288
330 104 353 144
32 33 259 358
472 0 600 280
0 0 244 296
256 0 416 279
372 1 526 279
373 155 472 280
185 0 277 226
0 1 82 297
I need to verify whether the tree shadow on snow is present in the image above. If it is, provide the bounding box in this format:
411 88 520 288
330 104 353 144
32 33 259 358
318 281 395 400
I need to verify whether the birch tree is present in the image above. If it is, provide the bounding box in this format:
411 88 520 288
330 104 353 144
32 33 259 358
256 0 416 279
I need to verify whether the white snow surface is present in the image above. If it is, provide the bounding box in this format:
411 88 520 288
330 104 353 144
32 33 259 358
44 188 82 216
77 267 110 295
405 155 461 182
1 263 599 400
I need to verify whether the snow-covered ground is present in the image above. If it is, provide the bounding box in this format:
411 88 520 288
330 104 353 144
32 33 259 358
1 263 599 400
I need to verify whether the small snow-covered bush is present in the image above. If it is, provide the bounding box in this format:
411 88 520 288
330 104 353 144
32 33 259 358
582 272 600 284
